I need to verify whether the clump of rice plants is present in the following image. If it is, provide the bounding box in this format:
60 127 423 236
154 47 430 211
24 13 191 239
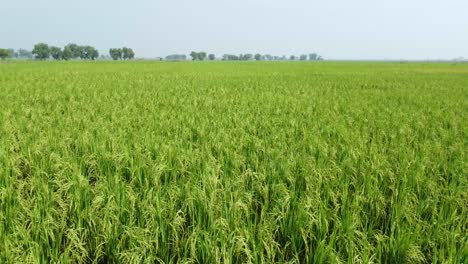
0 61 467 263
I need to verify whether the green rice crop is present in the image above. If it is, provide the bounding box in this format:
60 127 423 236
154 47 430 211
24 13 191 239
0 61 467 263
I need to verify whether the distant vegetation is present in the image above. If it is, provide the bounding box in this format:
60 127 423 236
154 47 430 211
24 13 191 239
165 54 187 61
2 45 324 62
191 51 324 61
29 43 101 60
109 47 135 60
0 48 33 60
0 44 135 61
0 48 12 60
190 51 208 61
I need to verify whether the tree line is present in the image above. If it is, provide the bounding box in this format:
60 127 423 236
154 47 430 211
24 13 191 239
109 47 135 60
0 48 33 59
3 45 323 61
30 43 100 60
0 44 136 60
186 52 323 61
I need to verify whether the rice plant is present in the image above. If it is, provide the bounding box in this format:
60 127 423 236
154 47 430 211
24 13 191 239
0 61 467 263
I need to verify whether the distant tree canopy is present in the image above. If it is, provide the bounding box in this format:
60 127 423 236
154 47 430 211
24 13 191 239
0 48 13 59
29 43 101 60
109 47 135 60
309 53 323 61
216 53 322 61
122 47 135 60
109 48 122 60
240 54 253 61
166 54 187 61
221 54 254 61
0 49 33 59
63 44 81 60
10 44 323 62
18 49 33 59
32 43 50 60
62 45 72 60
49 46 63 60
83 46 100 60
222 54 240 61
7 49 15 58
190 51 207 61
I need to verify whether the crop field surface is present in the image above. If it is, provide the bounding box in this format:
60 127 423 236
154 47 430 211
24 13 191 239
0 61 467 263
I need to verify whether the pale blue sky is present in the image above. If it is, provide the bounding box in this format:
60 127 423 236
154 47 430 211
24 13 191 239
1 0 467 60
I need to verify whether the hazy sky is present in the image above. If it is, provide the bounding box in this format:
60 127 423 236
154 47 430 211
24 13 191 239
1 0 467 60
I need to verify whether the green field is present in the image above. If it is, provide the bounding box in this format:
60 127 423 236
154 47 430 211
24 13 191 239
0 61 467 263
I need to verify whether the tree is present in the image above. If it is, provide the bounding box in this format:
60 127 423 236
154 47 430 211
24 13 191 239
18 49 33 59
32 43 50 60
0 48 12 60
222 54 239 61
254 54 262 61
238 54 253 61
81 46 99 60
62 44 81 60
69 44 81 59
88 47 99 60
8 49 16 58
190 51 206 61
208 54 215 60
190 51 198 61
50 46 63 60
300 54 307 61
122 47 129 59
122 47 135 60
289 55 296 61
109 48 122 60
198 52 207 61
309 53 318 61
74 45 83 59
79 46 90 59
62 46 72 60
166 54 186 60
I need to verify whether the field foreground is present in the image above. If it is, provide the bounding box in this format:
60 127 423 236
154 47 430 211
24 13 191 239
0 61 467 263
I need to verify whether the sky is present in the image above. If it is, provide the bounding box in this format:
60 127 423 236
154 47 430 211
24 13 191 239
1 0 467 60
